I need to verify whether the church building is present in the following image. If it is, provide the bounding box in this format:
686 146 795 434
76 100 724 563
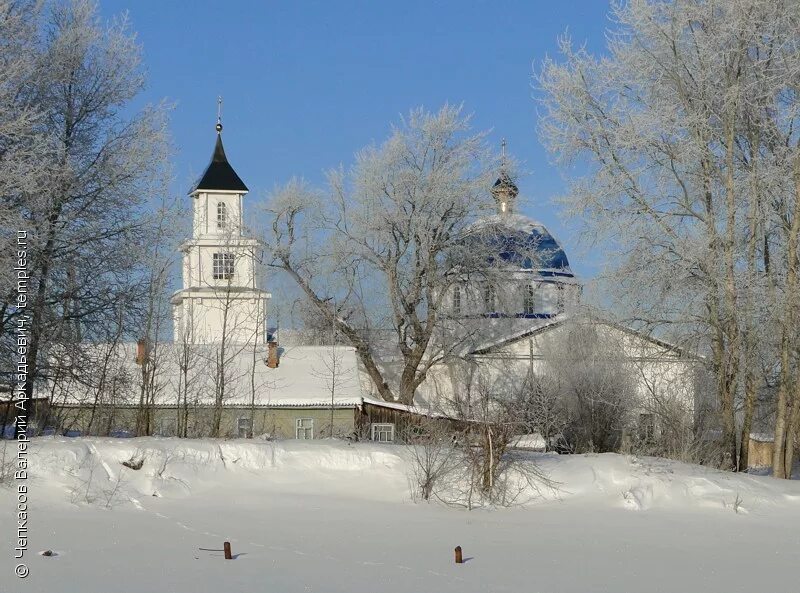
38 117 705 448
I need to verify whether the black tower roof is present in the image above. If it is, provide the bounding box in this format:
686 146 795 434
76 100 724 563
192 132 248 193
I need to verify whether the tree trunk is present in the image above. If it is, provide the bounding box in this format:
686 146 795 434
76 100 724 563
738 367 757 471
781 378 800 479
721 111 741 469
773 152 800 477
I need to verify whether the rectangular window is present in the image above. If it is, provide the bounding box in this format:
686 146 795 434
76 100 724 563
452 285 462 316
296 418 314 440
217 202 227 229
237 417 252 439
523 284 537 316
212 252 235 280
484 284 496 313
371 423 395 443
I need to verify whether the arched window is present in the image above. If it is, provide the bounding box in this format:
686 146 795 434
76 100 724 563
523 284 537 316
216 202 227 229
452 285 462 316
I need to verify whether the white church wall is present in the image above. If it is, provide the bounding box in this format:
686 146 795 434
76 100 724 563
192 190 244 237
181 243 254 290
457 321 700 423
182 295 265 344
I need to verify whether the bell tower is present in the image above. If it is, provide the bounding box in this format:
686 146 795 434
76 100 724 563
171 100 270 344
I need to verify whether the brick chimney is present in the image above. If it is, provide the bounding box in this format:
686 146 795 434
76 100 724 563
135 339 148 366
266 340 279 368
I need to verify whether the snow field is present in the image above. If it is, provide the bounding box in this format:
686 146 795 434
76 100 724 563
3 437 800 593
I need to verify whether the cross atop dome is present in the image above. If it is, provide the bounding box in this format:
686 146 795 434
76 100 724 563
491 138 518 215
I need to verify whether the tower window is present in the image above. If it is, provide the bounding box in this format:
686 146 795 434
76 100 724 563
452 285 462 316
212 252 235 280
484 284 496 313
523 284 537 316
216 202 227 229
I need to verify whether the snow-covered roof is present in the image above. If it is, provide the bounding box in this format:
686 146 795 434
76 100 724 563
470 316 699 360
44 343 365 408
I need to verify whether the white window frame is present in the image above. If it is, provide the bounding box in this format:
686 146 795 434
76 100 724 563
295 418 314 440
237 416 252 439
452 285 462 316
371 423 395 443
217 201 227 229
212 252 235 280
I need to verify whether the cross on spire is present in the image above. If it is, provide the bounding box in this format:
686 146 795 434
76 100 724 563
492 137 518 215
215 96 223 133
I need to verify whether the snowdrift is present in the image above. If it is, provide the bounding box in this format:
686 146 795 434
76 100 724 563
19 437 800 514
5 438 800 593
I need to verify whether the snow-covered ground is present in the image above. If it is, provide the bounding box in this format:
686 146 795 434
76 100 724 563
3 438 800 593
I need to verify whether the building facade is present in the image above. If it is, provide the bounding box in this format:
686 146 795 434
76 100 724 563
36 128 704 448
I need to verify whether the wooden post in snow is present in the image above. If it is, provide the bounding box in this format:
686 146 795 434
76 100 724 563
224 541 232 560
454 546 463 564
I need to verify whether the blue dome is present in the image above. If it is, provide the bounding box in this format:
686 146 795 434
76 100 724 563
468 214 573 277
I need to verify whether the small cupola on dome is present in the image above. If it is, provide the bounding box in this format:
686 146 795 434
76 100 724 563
491 139 518 215
191 99 248 193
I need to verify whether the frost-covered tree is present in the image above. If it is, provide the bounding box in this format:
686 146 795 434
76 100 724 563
538 0 800 474
1 0 172 406
264 106 499 405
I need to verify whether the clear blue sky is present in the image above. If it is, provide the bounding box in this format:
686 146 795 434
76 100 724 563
101 0 613 279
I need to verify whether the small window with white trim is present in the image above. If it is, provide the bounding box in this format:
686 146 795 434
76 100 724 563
371 423 395 443
452 285 462 316
212 252 235 280
296 418 314 440
217 201 227 229
237 417 252 439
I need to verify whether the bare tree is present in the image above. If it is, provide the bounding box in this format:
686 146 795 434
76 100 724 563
263 106 502 405
430 356 554 508
173 322 202 438
405 416 463 502
538 323 636 453
538 0 800 473
514 371 566 452
134 197 181 436
196 233 264 438
1 0 171 410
